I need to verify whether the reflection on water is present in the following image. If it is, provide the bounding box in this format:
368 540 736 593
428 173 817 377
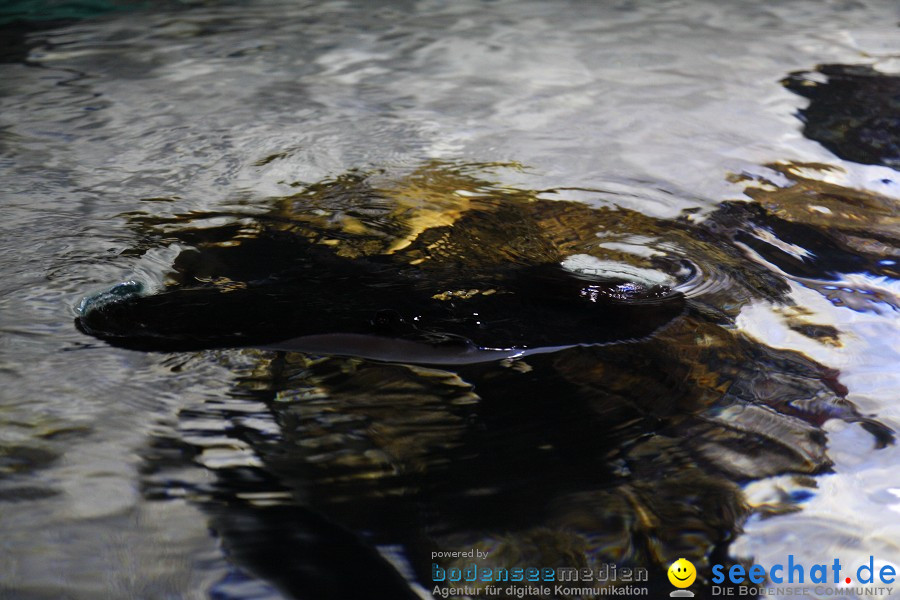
0 0 899 598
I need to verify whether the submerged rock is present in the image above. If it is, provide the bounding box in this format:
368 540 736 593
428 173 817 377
783 64 900 168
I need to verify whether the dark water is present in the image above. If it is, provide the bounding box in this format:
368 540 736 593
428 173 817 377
75 161 899 600
1 2 900 599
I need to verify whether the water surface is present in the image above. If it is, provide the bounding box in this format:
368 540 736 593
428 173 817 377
1 1 899 598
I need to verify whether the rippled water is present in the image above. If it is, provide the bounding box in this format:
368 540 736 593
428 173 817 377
1 1 899 599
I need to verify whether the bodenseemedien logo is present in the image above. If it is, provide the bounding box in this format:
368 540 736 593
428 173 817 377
668 558 696 597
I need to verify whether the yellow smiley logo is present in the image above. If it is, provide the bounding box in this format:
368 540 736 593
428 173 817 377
668 558 696 588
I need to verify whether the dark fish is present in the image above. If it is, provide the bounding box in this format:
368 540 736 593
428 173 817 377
76 235 685 360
